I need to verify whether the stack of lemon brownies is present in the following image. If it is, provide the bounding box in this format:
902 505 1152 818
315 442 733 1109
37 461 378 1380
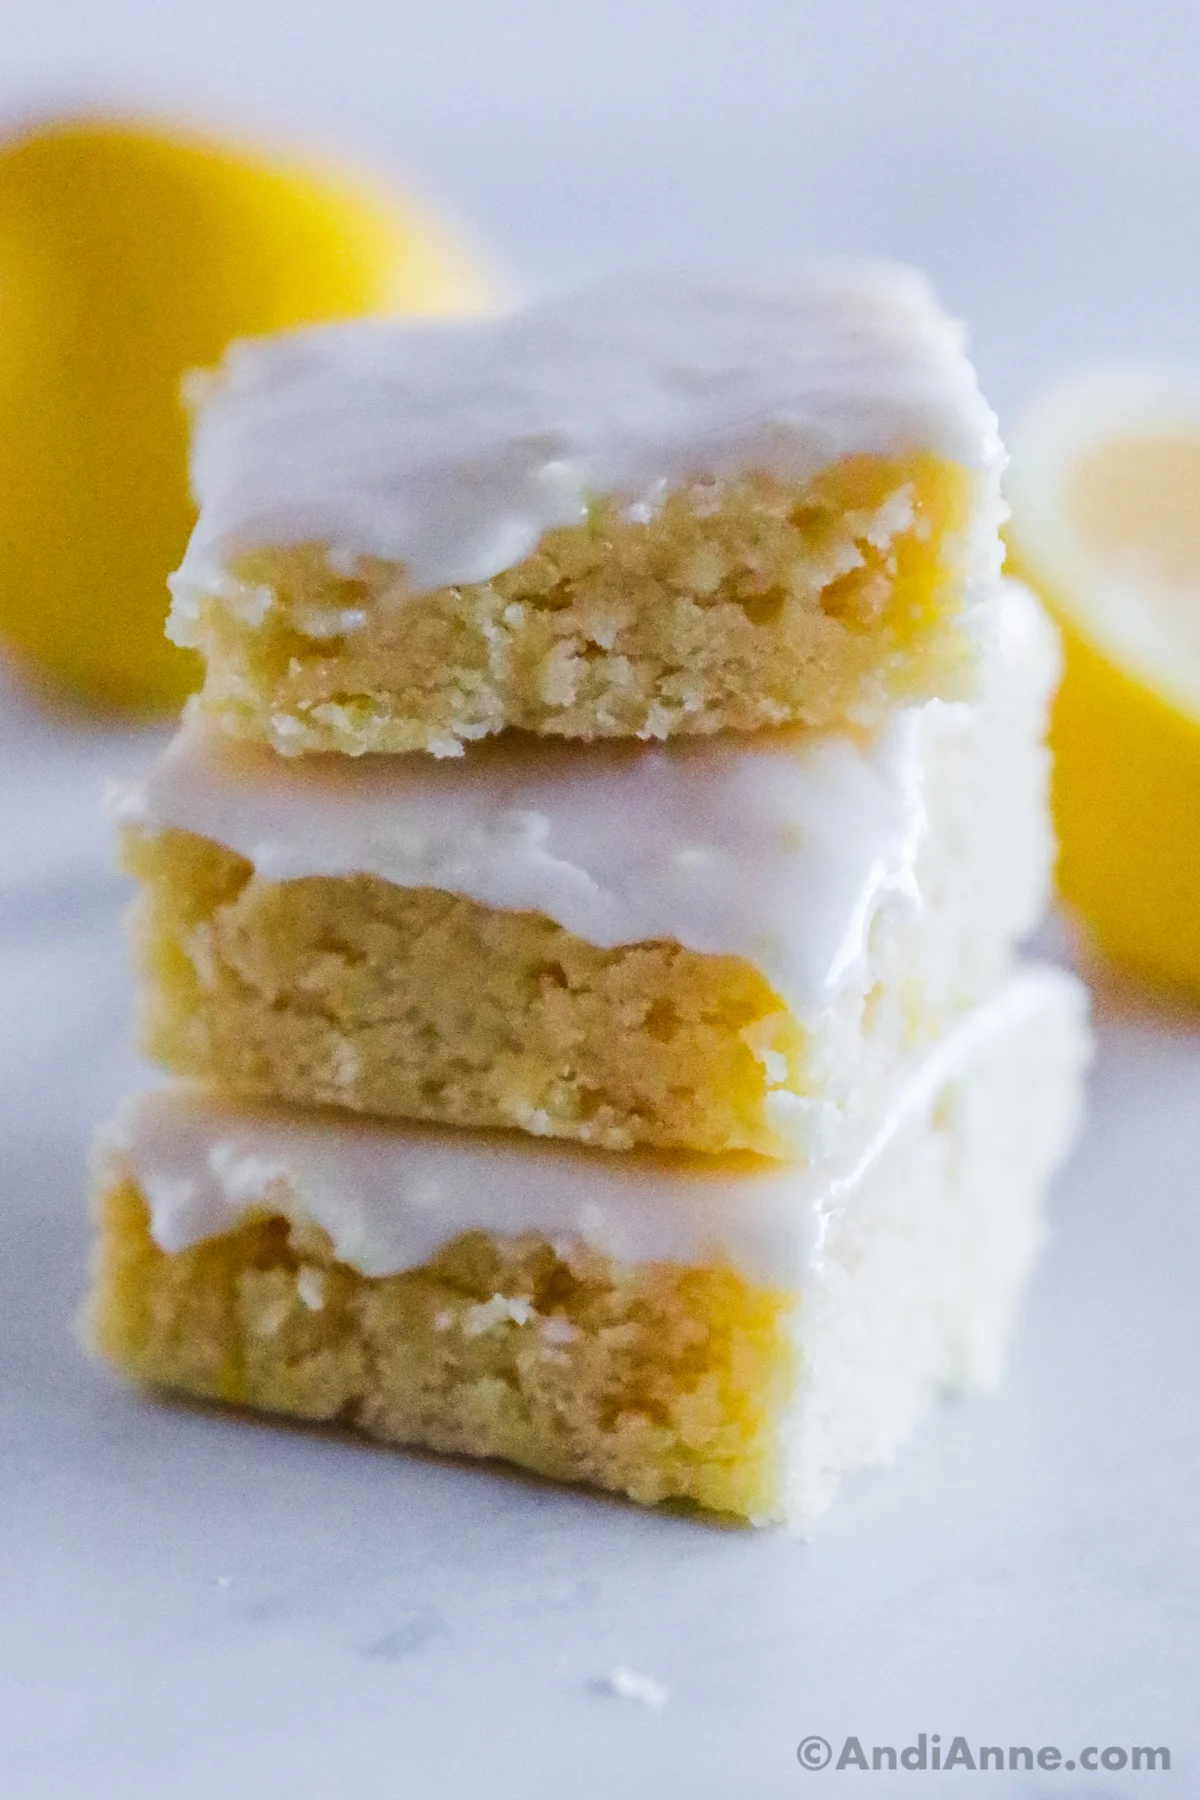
89 267 1090 1529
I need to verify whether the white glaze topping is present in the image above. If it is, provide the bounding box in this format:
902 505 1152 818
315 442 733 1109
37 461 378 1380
113 584 1049 1021
169 264 1003 626
99 969 1074 1287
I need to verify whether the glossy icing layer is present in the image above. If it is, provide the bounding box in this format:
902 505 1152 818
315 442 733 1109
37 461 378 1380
170 264 1004 615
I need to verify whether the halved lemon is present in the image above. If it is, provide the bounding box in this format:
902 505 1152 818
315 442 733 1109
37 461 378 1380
1007 366 1200 998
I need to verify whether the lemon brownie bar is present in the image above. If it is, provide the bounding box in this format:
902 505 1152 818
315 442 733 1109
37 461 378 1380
88 966 1089 1528
167 266 1005 757
112 582 1056 1160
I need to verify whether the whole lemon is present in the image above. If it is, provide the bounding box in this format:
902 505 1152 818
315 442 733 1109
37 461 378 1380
0 117 484 711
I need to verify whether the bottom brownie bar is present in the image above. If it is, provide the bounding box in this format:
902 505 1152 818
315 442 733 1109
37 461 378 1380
87 965 1088 1529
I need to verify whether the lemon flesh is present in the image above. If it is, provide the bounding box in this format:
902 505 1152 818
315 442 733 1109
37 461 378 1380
0 118 485 711
1007 367 1200 997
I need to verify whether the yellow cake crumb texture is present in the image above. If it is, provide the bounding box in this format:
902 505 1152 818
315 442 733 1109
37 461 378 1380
179 453 974 754
89 1179 796 1521
122 824 813 1158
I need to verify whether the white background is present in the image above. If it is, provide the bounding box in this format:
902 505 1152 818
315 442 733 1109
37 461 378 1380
0 3 1198 1795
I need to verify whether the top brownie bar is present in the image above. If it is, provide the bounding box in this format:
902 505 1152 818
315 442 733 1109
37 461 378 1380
168 265 1005 756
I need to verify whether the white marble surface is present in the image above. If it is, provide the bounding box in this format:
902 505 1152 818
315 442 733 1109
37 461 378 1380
1 3 1199 1792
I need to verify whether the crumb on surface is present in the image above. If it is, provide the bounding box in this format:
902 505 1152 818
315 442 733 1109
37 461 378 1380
461 1293 535 1337
596 1666 669 1707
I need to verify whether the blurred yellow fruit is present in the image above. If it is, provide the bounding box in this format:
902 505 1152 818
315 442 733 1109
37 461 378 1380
1007 366 1200 998
0 116 484 711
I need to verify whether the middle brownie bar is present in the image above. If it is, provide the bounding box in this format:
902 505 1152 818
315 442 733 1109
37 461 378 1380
112 581 1056 1162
